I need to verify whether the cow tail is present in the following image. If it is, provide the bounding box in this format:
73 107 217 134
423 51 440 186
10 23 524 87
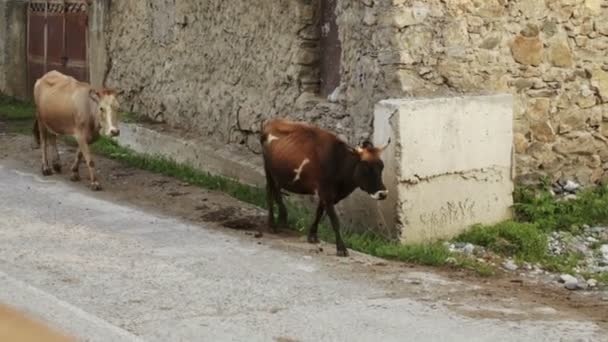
32 118 40 148
259 119 266 147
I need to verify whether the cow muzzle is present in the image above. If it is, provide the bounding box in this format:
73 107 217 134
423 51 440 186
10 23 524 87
370 190 388 200
109 128 120 137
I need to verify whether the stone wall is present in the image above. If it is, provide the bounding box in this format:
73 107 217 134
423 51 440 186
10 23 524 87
100 0 608 186
386 0 608 185
103 0 399 154
0 0 27 100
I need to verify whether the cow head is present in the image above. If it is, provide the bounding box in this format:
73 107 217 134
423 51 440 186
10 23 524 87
353 139 390 200
90 89 121 137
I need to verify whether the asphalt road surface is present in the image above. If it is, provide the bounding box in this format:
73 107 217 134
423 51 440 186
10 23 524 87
0 160 606 342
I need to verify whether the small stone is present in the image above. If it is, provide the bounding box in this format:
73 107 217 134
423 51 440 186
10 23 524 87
453 242 466 249
502 259 518 271
559 274 580 290
548 36 573 68
597 21 608 36
511 35 543 66
600 244 608 262
363 8 377 26
559 274 577 284
577 94 597 109
584 0 602 16
542 18 558 37
254 231 263 238
563 180 581 193
587 279 598 288
514 133 529 153
530 121 556 142
526 98 550 121
552 184 564 195
570 282 586 291
445 257 457 265
393 8 423 28
463 243 475 255
521 24 540 38
296 48 319 65
480 36 501 50
591 68 608 102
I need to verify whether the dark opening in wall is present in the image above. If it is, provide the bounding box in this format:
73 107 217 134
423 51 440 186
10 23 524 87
318 0 341 97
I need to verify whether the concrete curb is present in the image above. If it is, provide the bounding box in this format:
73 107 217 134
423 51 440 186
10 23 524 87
117 123 265 187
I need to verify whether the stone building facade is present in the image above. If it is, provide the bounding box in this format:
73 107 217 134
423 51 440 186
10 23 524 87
2 0 608 185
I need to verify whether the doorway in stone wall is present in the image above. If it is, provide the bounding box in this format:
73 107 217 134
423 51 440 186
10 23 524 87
27 0 89 97
319 0 342 98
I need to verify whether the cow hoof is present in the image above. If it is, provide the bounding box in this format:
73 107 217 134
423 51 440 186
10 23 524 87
336 249 349 257
90 182 102 191
70 173 80 182
41 167 52 176
52 163 62 173
307 235 320 244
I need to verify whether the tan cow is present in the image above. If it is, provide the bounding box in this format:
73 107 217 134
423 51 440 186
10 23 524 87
33 70 120 190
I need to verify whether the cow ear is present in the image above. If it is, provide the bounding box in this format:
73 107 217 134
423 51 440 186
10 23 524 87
103 88 118 96
89 89 100 103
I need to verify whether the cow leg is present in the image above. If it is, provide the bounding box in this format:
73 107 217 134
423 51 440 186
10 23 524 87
70 147 83 182
326 204 348 257
266 182 276 231
38 124 52 176
274 189 288 229
307 203 324 244
77 137 101 191
263 162 277 231
48 134 61 173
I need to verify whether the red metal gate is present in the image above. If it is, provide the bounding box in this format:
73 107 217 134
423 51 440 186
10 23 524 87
27 0 89 96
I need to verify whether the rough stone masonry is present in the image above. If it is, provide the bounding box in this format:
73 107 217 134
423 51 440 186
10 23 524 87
384 0 608 186
99 0 608 186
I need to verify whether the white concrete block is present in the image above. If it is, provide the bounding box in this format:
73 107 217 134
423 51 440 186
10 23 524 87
373 94 514 244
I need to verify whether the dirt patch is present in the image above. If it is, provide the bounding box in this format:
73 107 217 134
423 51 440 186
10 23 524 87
201 207 237 222
222 216 264 231
0 132 607 328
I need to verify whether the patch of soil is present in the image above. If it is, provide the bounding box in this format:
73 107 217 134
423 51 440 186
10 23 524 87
1 132 607 329
222 216 264 230
200 207 237 222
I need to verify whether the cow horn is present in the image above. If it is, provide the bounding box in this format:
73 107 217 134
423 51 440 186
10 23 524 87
89 89 100 103
379 137 391 151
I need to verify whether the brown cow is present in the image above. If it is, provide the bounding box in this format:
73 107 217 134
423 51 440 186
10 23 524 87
260 118 389 256
33 70 121 190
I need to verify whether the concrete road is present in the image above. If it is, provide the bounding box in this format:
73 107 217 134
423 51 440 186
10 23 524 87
0 160 606 342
